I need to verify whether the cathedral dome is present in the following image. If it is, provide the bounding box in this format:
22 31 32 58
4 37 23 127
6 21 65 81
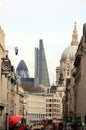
61 44 78 61
61 22 78 62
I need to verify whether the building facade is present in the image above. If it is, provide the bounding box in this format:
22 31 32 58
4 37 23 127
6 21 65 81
0 26 11 130
56 23 79 124
72 23 86 130
0 26 26 130
24 92 62 125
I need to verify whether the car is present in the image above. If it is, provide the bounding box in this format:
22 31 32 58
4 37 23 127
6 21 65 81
33 124 44 130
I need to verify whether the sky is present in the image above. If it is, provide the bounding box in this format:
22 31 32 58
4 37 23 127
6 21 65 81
0 0 86 85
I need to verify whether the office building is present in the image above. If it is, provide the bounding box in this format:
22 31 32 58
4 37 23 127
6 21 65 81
34 39 50 87
16 60 34 87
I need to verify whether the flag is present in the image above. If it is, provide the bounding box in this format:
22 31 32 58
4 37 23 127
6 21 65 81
15 47 18 55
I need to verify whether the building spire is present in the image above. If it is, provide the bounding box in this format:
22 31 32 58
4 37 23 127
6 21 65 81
71 22 78 45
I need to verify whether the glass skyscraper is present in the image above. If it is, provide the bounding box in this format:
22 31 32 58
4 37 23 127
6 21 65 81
34 39 50 87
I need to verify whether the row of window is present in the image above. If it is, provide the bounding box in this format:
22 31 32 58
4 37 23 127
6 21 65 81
46 99 61 102
46 113 61 117
28 114 45 120
46 109 61 112
46 104 61 107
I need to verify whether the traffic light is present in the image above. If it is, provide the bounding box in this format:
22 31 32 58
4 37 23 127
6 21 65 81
66 116 72 122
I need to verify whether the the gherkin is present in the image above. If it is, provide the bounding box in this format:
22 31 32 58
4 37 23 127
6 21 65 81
16 60 29 78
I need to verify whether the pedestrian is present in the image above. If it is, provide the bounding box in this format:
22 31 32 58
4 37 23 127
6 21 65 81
29 125 32 130
24 124 29 130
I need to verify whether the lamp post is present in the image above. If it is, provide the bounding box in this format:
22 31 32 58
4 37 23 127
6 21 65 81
6 113 9 130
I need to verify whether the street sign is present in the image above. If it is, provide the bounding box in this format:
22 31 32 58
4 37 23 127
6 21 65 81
1 58 11 75
2 62 10 70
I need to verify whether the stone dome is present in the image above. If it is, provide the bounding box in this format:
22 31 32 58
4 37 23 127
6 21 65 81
61 22 79 61
61 44 78 61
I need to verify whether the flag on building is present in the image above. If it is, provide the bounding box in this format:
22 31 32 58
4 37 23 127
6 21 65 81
15 47 18 55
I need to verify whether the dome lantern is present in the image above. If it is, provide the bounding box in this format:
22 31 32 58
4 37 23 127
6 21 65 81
71 22 78 45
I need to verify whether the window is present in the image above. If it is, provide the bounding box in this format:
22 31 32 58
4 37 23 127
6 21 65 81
67 70 70 76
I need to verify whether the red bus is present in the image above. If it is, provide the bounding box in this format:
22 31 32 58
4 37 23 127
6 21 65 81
52 120 63 130
9 115 25 130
